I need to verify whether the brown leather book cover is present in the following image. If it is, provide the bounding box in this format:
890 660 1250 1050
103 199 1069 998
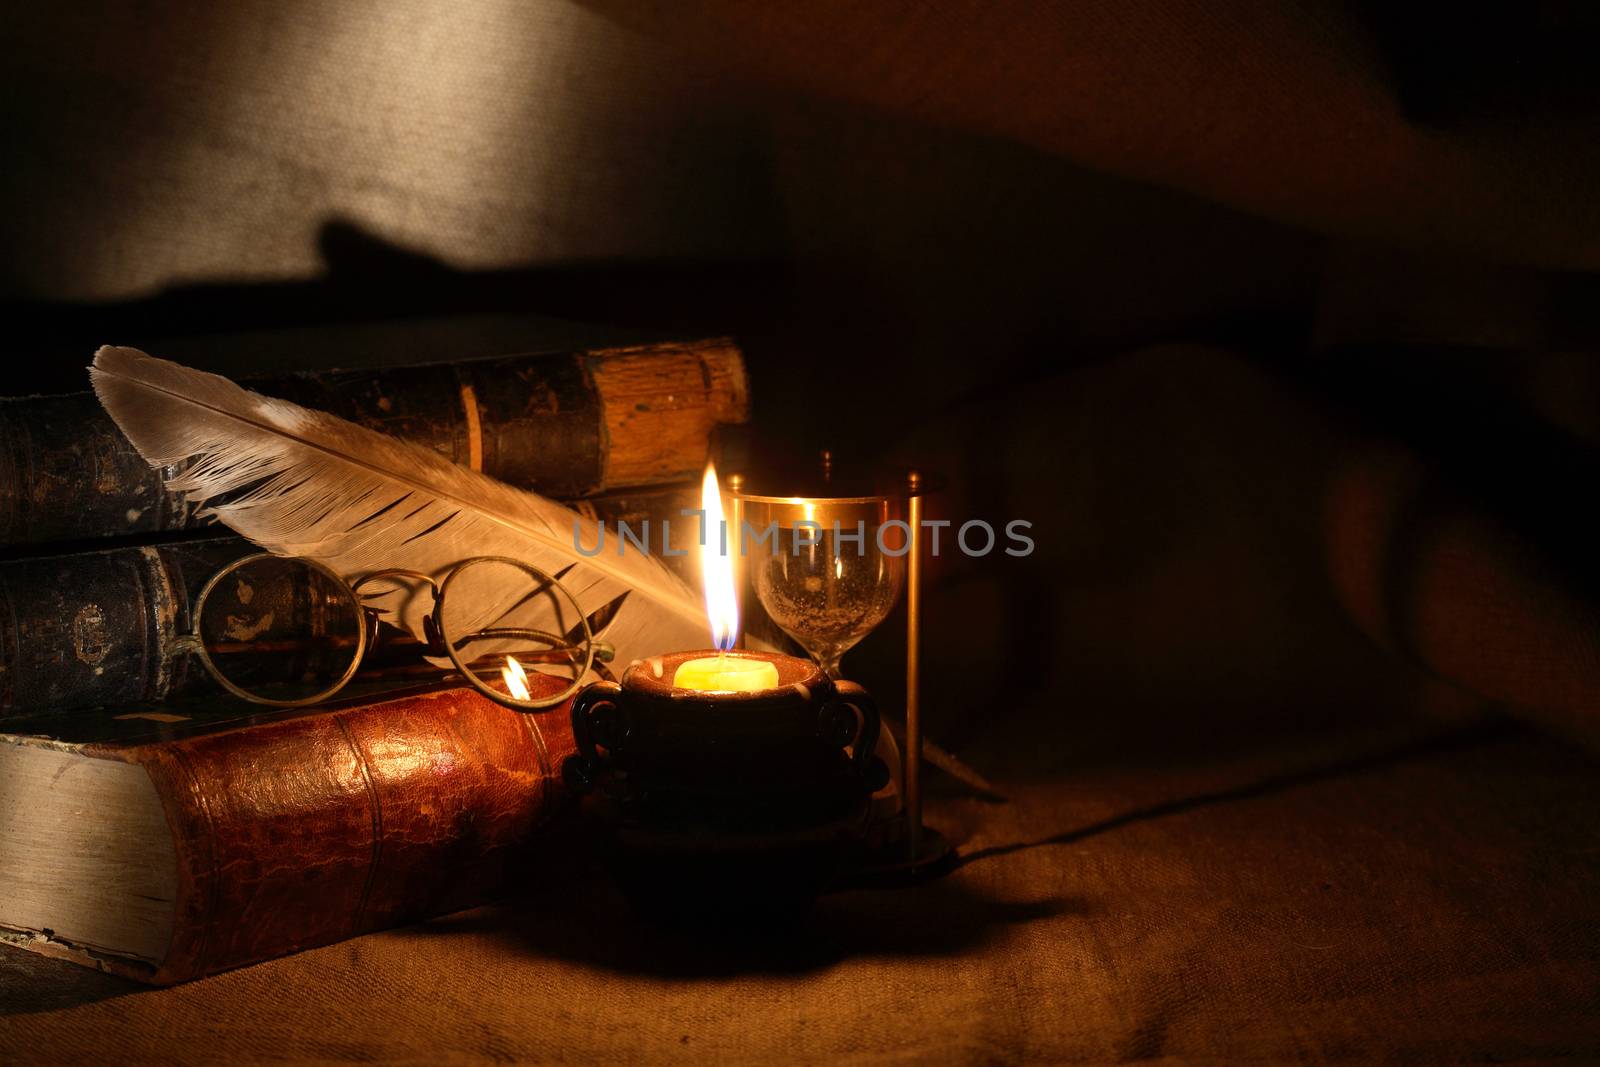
0 680 577 985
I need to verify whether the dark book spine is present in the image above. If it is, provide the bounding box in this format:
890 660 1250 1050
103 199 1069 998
77 683 577 985
0 485 699 718
0 537 242 715
0 338 746 546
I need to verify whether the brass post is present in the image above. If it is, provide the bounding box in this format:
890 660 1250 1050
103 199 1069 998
727 472 745 650
905 470 923 860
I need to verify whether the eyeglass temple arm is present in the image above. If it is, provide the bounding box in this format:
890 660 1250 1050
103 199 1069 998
452 626 616 664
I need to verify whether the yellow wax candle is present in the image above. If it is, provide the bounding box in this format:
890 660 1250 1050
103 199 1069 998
672 655 779 692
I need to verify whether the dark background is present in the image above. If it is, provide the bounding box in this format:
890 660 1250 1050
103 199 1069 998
7 1 1600 768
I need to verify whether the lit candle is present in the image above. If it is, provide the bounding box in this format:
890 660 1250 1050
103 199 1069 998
669 463 780 692
672 653 779 692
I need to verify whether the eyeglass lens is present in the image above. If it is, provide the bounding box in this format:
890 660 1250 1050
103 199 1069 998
437 557 589 702
197 555 364 704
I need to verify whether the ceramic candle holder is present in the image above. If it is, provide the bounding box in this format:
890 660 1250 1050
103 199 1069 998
560 650 890 918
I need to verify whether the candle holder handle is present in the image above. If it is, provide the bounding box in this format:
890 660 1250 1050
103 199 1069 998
563 680 624 793
825 680 887 787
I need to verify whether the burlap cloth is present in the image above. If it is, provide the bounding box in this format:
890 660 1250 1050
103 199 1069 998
4 711 1597 1065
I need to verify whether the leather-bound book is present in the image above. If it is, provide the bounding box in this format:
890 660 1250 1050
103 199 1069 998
0 335 747 546
0 484 698 719
0 680 576 985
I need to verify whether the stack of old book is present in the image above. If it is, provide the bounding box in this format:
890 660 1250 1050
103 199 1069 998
0 326 748 984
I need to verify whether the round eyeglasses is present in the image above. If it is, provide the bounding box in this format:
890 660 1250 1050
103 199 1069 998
174 553 614 710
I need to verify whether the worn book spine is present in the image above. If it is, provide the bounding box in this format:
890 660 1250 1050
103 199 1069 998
6 683 577 985
0 485 699 718
0 337 747 546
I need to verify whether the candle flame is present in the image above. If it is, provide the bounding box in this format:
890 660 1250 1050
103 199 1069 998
502 655 531 701
700 462 738 650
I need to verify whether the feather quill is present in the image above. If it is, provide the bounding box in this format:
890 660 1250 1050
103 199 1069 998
89 345 735 670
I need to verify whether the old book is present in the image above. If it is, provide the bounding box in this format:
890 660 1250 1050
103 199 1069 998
0 680 576 985
0 484 701 719
0 336 747 546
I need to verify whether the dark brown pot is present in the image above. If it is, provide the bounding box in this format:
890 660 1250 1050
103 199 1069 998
561 650 888 918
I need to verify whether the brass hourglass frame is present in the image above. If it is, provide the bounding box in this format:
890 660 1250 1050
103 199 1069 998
728 467 938 867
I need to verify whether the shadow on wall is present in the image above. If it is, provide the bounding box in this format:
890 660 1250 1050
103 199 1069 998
1 220 797 396
0 1 789 301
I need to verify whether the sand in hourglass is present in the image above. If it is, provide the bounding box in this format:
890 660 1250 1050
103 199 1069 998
753 525 904 679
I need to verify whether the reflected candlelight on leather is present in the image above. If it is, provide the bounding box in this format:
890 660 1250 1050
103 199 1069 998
501 655 532 701
671 463 780 691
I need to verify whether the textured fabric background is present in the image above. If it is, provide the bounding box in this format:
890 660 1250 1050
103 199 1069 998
4 715 1598 1064
0 1 788 301
582 0 1600 269
10 0 1600 302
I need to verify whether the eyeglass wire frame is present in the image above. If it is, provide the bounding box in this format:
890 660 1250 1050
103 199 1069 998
179 553 599 711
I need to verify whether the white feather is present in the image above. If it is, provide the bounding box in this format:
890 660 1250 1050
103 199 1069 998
89 345 737 668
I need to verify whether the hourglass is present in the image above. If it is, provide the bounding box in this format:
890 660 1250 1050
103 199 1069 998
729 456 944 870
